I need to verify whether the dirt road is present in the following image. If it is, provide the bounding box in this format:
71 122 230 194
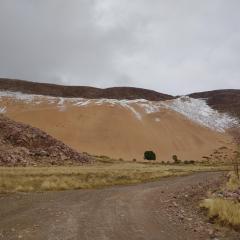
0 172 239 240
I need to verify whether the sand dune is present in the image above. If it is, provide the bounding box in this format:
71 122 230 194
0 93 237 161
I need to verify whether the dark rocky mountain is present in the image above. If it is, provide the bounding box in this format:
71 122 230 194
189 90 240 119
0 78 173 101
0 114 91 166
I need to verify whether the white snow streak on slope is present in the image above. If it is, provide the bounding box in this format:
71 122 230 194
58 98 64 105
0 107 6 113
75 100 92 106
0 91 36 102
163 97 239 132
0 91 238 132
118 100 142 120
138 102 161 114
58 98 66 111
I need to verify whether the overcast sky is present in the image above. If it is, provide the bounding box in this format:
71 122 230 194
0 0 240 94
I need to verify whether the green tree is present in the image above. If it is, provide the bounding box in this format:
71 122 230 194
144 151 156 161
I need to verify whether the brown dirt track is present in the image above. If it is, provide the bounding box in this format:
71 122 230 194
0 172 239 240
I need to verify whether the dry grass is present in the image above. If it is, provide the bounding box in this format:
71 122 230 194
201 160 240 229
0 160 230 193
200 198 240 227
226 172 240 191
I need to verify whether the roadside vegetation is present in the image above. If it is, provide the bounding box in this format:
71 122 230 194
0 157 231 193
201 198 240 227
201 172 240 228
200 149 240 229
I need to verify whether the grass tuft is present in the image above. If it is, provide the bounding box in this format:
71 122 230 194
200 198 240 227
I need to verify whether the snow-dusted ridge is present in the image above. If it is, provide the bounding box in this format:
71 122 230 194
0 91 238 132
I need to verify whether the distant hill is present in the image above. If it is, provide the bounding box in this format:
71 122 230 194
0 78 173 101
189 90 240 119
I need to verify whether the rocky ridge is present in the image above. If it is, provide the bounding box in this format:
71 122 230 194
0 78 173 101
0 114 91 166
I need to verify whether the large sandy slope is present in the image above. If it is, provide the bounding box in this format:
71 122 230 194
0 96 236 162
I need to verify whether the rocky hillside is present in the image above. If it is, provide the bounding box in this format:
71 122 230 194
189 90 240 119
0 78 173 101
0 114 91 166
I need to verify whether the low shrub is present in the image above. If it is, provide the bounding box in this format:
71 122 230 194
183 160 195 164
172 155 181 164
99 155 110 159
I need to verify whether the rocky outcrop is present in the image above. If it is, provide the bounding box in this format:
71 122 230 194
0 115 91 166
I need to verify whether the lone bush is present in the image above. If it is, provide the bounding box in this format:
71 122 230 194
172 155 181 164
184 160 195 164
144 151 156 161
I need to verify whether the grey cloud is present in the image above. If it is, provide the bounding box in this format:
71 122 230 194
0 0 240 94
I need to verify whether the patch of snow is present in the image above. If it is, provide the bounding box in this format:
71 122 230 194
49 99 57 104
57 97 66 111
118 100 142 120
58 97 65 105
138 102 161 114
0 106 6 113
80 100 92 106
163 96 239 132
0 91 238 132
0 91 36 102
90 97 239 131
73 99 92 107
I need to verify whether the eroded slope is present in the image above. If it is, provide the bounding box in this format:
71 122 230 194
0 92 237 162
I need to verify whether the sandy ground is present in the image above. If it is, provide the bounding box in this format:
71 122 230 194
0 172 239 240
1 98 236 161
